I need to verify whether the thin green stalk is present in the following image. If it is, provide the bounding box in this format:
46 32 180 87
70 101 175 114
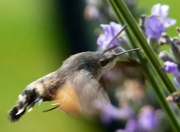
109 0 180 130
111 0 180 112
110 0 176 93
109 0 173 97
145 67 179 132
110 1 176 101
109 0 143 60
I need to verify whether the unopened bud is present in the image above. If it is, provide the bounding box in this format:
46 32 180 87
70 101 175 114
159 51 174 62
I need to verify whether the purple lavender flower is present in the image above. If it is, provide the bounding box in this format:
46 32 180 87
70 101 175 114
164 61 180 84
138 106 159 131
151 4 176 28
164 61 179 73
97 22 124 49
159 32 180 86
117 106 160 132
144 3 176 40
124 118 141 132
116 118 142 132
94 102 134 124
145 16 165 40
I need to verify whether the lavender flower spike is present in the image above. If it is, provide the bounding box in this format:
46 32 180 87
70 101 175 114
151 3 176 28
97 22 124 49
164 61 179 74
145 16 165 40
94 101 134 124
144 3 176 40
164 61 180 86
138 106 159 131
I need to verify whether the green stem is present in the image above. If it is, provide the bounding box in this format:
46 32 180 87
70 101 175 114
109 0 142 60
145 67 179 132
109 0 180 130
109 0 174 97
109 0 169 92
110 0 176 93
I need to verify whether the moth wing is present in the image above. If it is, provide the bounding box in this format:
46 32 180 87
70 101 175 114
72 70 111 116
55 70 110 116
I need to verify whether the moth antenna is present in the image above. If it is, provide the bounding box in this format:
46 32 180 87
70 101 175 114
103 24 127 53
102 45 119 54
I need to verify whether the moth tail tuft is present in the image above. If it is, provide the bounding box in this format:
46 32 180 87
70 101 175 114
8 105 26 122
8 89 42 122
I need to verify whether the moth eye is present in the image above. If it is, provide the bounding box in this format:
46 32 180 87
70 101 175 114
174 95 180 103
99 59 109 67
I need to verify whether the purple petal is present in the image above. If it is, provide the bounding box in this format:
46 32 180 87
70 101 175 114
97 22 123 49
109 22 123 36
138 106 159 131
164 61 180 82
164 61 178 73
151 4 161 16
125 118 141 132
163 18 176 28
160 5 169 18
100 104 120 124
95 102 134 124
150 4 176 28
151 4 169 19
145 16 165 39
100 24 114 37
97 34 111 49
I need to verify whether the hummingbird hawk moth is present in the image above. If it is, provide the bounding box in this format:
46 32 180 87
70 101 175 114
8 25 140 122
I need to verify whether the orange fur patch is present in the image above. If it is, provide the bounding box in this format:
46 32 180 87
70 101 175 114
55 83 81 116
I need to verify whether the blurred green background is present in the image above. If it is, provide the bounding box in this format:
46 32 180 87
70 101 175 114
0 0 179 132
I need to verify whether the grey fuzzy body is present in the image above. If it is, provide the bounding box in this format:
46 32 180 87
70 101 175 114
8 51 119 122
